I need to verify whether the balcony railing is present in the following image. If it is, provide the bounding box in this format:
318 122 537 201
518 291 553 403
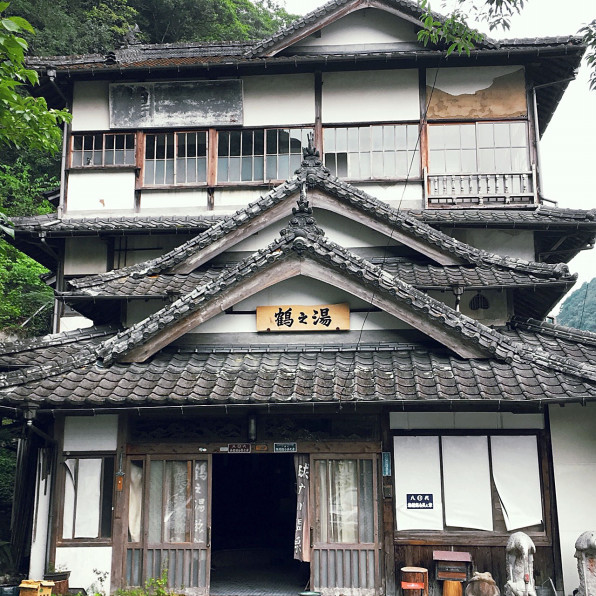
424 165 537 208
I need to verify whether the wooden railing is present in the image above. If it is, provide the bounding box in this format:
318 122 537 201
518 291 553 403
424 165 537 207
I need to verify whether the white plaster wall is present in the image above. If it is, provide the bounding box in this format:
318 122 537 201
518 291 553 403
427 65 523 96
390 411 545 430
295 9 418 48
140 189 209 213
63 415 118 452
451 228 535 261
549 403 596 595
355 182 424 210
64 237 107 275
29 452 51 579
72 81 110 131
66 170 135 213
243 74 315 126
55 546 112 592
322 69 419 123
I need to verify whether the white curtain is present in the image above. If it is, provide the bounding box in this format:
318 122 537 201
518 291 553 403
491 436 542 530
394 436 444 530
128 461 143 542
442 436 493 531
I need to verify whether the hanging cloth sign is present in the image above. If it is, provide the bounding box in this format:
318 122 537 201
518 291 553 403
294 455 310 562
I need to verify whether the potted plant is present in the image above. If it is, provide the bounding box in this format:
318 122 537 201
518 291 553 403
43 564 70 594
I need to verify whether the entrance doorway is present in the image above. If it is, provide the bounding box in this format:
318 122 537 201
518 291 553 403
210 454 308 595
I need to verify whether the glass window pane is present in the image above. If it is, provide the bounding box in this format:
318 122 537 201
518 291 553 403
383 151 396 177
347 153 360 179
371 152 384 178
477 123 494 148
217 157 228 181
218 132 229 156
277 154 289 179
197 157 207 181
460 124 477 149
323 128 335 151
336 128 348 153
495 148 512 171
266 155 277 179
428 126 444 150
348 128 359 152
73 136 83 151
149 460 163 543
144 161 155 185
494 123 511 147
371 126 383 151
324 154 337 176
254 156 264 180
129 460 144 542
406 125 419 150
383 126 395 150
509 122 527 147
165 159 174 184
164 461 190 542
359 127 370 152
358 460 374 543
336 153 348 178
395 126 406 149
278 129 290 155
229 156 241 180
461 149 477 173
115 135 124 150
241 156 253 181
443 126 461 149
177 158 187 182
429 149 446 174
241 130 253 156
359 154 371 179
229 132 241 156
445 149 461 173
63 459 76 539
254 130 265 155
328 460 358 543
478 148 495 172
511 147 529 171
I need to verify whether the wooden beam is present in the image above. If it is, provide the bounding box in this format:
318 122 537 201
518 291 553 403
308 190 464 266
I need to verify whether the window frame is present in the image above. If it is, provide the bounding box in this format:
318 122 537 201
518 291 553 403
70 132 137 169
392 429 553 546
57 452 116 545
322 121 422 182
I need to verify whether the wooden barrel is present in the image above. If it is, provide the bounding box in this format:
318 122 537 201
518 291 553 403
401 566 428 596
443 580 463 596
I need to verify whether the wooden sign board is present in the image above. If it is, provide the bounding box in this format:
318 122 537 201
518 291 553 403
256 303 349 332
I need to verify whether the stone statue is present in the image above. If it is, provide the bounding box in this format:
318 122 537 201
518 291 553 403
466 572 500 596
575 531 596 596
505 532 537 596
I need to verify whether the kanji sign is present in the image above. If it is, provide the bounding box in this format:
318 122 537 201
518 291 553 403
406 493 434 509
256 303 349 332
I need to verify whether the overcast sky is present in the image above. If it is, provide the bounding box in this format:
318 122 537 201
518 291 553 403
280 0 596 305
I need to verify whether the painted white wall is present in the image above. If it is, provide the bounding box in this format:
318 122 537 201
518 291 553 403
390 411 545 430
140 188 209 213
59 316 94 333
294 9 418 48
64 237 107 275
427 65 524 96
213 188 268 212
450 228 535 261
243 74 315 126
72 81 110 131
55 546 112 592
322 69 419 123
63 415 118 452
549 403 596 595
360 182 424 210
67 170 136 213
29 451 52 579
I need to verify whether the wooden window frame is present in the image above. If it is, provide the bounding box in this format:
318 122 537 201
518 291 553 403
70 132 136 169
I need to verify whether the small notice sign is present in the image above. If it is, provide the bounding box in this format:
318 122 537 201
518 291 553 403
228 443 251 453
406 494 434 509
256 303 349 332
382 452 392 476
274 442 297 453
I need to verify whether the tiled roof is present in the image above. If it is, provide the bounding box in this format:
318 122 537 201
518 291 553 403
63 260 574 299
2 342 596 408
67 161 572 292
11 206 596 236
411 207 596 228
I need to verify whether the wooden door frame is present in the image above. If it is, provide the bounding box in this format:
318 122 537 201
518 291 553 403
309 453 383 596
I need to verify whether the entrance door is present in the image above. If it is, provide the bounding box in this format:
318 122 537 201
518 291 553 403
311 455 380 596
125 456 211 595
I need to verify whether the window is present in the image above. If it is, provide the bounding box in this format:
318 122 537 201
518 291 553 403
71 133 136 167
62 456 114 539
144 131 208 185
428 122 529 174
393 435 543 533
217 128 311 183
323 124 420 179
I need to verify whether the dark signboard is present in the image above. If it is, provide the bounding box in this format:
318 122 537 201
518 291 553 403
406 493 434 509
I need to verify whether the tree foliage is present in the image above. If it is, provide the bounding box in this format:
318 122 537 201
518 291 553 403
557 279 596 333
0 2 70 152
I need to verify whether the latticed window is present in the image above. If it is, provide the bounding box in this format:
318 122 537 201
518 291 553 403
323 124 420 179
428 122 529 174
217 128 311 182
144 131 208 185
71 133 135 167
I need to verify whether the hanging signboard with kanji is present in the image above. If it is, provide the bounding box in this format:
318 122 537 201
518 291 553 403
256 303 350 332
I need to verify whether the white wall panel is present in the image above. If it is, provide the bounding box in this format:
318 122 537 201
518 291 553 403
451 228 534 260
243 74 315 126
55 546 112 592
390 411 544 430
322 70 419 123
550 403 596 595
29 451 52 579
64 415 118 451
140 189 209 212
67 170 135 213
72 81 110 131
296 10 418 48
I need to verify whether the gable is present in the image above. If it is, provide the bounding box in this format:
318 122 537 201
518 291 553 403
288 8 420 54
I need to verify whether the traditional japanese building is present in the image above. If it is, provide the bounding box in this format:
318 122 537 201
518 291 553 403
2 1 596 595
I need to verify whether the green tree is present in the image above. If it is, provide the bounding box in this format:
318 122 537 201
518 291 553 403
557 279 596 333
418 0 596 88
